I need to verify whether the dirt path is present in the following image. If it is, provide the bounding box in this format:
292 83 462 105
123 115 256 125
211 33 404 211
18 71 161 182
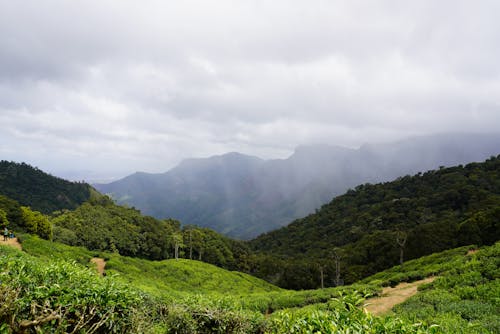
0 237 22 251
364 277 436 315
90 257 106 276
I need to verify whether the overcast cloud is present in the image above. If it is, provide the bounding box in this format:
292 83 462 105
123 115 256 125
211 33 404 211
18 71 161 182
1 0 499 181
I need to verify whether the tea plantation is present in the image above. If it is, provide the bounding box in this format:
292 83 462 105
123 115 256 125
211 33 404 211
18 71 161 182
2 234 498 333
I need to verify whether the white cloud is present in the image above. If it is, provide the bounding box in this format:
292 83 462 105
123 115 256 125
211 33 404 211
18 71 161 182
1 0 499 181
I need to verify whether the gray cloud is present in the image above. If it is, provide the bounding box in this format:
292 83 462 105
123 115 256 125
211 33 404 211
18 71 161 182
1 0 499 181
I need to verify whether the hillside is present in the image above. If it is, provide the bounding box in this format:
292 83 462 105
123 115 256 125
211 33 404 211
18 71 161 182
2 233 498 333
248 155 500 289
18 234 280 298
0 160 93 213
95 133 500 239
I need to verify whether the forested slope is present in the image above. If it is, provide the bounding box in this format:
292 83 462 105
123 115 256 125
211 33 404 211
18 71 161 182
249 155 500 288
0 160 92 213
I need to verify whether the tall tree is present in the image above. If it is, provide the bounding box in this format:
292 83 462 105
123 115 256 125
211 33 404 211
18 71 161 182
395 230 408 266
170 233 184 260
332 248 343 286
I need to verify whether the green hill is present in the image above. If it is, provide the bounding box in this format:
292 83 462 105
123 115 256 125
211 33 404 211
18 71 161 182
19 234 280 298
4 233 498 333
249 155 500 289
0 160 93 213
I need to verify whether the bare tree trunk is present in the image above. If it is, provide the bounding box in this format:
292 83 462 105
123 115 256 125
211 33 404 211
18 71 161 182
396 231 408 266
332 249 342 286
335 258 341 286
174 243 179 260
189 230 193 260
319 265 324 289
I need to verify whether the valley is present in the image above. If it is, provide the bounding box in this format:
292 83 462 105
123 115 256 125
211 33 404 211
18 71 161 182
0 154 499 332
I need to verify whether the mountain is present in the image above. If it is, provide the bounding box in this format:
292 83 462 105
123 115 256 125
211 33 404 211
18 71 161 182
95 133 500 239
0 160 94 214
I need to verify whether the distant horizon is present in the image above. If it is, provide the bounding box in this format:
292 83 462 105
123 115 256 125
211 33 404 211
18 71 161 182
43 131 500 184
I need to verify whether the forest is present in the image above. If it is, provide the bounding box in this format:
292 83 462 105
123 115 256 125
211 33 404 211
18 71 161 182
0 161 91 213
248 156 500 288
1 156 499 290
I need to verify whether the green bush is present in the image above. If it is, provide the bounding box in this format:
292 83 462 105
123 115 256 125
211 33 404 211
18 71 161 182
0 246 145 333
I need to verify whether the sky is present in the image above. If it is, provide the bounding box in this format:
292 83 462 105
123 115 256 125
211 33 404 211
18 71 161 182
1 1 499 182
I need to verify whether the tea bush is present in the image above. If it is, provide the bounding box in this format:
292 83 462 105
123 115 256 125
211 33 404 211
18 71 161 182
0 246 146 333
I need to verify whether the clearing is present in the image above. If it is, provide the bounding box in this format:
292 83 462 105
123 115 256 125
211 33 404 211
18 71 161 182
90 257 106 276
0 237 22 251
364 277 436 315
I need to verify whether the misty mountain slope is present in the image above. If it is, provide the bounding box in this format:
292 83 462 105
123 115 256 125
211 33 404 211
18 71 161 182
95 133 500 239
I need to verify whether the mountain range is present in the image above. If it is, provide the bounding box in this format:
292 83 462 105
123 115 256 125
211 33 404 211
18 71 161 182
95 133 500 239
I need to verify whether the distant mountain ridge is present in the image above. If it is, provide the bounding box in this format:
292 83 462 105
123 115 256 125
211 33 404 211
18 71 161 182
95 133 500 239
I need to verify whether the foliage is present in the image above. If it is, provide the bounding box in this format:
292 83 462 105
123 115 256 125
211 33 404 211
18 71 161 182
50 200 252 271
0 208 8 227
0 195 24 230
392 242 500 333
0 245 146 333
0 160 92 214
249 156 500 289
21 206 53 240
0 195 53 240
267 292 442 334
51 200 180 260
5 234 500 333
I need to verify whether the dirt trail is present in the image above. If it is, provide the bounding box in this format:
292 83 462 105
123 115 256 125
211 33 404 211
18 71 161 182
364 277 436 315
90 257 106 276
0 237 22 251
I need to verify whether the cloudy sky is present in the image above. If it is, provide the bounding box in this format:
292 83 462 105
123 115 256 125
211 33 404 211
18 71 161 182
1 1 499 182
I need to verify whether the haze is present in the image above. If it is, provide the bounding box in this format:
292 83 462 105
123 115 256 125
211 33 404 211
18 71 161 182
1 1 499 182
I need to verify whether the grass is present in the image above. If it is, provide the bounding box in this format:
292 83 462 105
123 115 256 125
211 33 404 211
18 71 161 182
5 234 500 333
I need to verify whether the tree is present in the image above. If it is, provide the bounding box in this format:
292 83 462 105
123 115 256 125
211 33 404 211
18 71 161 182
21 206 52 240
170 233 184 260
395 230 408 266
332 248 344 286
0 208 9 227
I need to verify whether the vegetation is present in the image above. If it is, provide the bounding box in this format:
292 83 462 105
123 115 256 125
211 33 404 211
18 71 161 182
50 198 252 271
2 236 455 334
10 237 499 333
0 195 53 240
0 245 145 333
393 243 499 333
1 157 499 332
249 156 500 289
0 160 92 214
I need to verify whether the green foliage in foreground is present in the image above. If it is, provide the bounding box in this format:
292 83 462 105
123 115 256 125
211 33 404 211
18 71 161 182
5 235 499 333
266 292 441 334
0 246 145 333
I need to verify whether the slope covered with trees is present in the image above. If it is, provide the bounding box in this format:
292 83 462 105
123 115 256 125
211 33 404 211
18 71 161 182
0 160 92 213
50 196 253 270
248 155 500 289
